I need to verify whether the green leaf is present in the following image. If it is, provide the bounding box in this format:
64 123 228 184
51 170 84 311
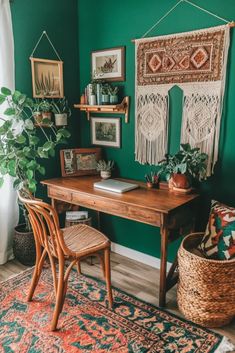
19 94 27 105
8 160 16 177
25 119 34 130
37 147 49 158
4 107 16 116
16 135 26 144
26 169 34 180
13 178 22 189
57 128 71 138
0 177 4 188
49 148 55 157
12 90 22 104
0 95 5 105
28 180 37 193
43 141 54 151
1 87 11 96
38 166 45 175
27 160 38 170
29 135 40 145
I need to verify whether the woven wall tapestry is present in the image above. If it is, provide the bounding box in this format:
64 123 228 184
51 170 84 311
135 25 230 175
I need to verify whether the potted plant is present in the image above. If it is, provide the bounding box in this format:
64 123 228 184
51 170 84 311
101 84 110 105
145 171 159 189
0 87 71 265
157 143 208 192
108 85 119 104
40 99 52 122
51 97 72 126
32 99 43 124
96 159 114 179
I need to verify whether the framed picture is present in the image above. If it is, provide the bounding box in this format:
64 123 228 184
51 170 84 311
60 147 101 177
30 57 64 98
91 46 125 81
91 117 121 148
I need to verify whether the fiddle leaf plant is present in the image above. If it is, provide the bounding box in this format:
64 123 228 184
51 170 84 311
0 87 71 228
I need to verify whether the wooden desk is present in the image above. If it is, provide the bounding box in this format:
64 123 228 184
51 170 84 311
42 176 199 307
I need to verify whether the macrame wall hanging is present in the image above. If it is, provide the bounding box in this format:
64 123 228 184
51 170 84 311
134 0 234 176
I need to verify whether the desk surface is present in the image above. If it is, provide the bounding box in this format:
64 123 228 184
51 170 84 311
42 176 198 215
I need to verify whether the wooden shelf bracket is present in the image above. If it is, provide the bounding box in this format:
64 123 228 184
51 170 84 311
74 96 130 123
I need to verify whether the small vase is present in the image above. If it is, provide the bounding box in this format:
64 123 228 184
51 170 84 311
89 94 97 105
96 84 102 105
101 170 111 179
146 182 154 189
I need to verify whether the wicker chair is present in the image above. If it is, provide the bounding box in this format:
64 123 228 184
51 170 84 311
18 192 113 331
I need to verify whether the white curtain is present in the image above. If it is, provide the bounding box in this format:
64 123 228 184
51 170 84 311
0 0 18 265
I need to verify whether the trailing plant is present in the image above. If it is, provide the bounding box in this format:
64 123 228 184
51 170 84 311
0 87 71 229
96 159 114 172
157 143 208 181
39 99 52 112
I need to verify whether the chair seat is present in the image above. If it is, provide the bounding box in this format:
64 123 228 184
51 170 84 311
62 224 109 257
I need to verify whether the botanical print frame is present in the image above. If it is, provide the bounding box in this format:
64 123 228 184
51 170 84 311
30 57 64 98
60 148 101 177
91 117 121 148
91 47 125 81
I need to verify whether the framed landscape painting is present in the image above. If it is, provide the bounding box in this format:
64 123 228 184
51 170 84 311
60 148 101 177
91 47 125 81
91 117 121 148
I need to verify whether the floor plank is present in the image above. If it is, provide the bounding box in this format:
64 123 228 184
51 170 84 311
0 253 235 347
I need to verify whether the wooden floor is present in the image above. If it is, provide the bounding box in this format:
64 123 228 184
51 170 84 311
1 253 235 347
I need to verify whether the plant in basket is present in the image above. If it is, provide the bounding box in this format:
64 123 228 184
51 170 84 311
0 87 71 265
157 143 208 193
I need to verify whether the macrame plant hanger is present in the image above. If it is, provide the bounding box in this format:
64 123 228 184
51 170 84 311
29 31 64 99
132 0 235 42
133 0 232 175
30 30 62 61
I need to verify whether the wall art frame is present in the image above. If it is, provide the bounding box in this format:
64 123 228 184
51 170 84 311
60 147 101 177
91 117 121 148
91 46 125 81
30 57 64 98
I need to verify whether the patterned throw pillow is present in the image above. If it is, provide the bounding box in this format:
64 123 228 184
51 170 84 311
200 200 235 260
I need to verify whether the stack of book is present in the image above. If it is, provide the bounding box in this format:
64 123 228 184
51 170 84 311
65 211 91 227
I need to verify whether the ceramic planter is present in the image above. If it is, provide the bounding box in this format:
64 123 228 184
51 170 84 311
169 173 191 192
101 94 110 105
55 113 68 126
110 95 118 104
89 94 97 105
42 112 52 121
101 170 111 179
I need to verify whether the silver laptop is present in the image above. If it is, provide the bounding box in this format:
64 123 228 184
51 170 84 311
94 179 138 193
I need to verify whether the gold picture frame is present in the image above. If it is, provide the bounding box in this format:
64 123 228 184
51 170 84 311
30 57 64 98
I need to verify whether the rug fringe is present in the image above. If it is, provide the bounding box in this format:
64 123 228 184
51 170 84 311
215 336 235 353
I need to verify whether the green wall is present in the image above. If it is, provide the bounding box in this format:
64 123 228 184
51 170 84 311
77 0 235 261
10 0 79 196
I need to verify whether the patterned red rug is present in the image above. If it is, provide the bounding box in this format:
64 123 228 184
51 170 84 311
0 267 233 352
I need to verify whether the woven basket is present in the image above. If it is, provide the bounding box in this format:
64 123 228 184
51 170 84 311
177 232 235 328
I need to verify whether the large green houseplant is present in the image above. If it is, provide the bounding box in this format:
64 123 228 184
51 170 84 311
0 87 71 264
157 143 208 191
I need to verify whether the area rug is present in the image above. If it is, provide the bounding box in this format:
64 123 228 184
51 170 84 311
0 268 234 353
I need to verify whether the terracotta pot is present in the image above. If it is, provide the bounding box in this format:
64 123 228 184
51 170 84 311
13 224 36 266
169 173 191 190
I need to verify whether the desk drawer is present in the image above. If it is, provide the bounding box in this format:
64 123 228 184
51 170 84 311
48 186 72 202
72 192 160 226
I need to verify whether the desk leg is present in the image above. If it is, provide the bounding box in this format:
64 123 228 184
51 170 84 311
159 216 169 308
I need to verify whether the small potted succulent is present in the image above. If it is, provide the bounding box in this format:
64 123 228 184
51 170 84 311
108 85 119 104
32 99 43 124
157 143 208 192
96 159 114 179
40 99 52 122
101 84 110 105
51 97 72 126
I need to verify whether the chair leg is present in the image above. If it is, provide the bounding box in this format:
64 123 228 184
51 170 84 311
77 260 81 275
104 247 113 308
97 253 105 278
27 248 47 302
51 258 65 331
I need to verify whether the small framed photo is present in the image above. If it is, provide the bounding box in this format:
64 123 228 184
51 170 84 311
91 117 121 148
60 148 101 177
30 57 64 98
91 46 125 81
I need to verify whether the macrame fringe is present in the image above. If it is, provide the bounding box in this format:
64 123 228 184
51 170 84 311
215 336 235 353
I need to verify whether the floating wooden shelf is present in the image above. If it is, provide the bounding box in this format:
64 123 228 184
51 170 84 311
74 96 130 123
